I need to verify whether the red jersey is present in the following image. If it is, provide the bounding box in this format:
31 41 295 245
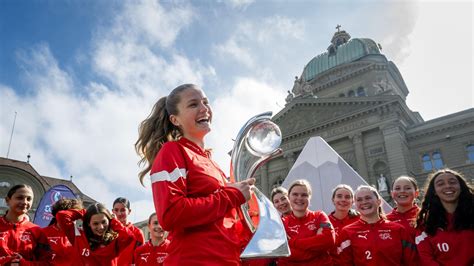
386 205 419 239
328 211 359 265
56 209 135 266
150 137 247 266
42 223 80 266
116 223 145 266
415 214 474 266
134 239 170 266
0 215 52 265
278 210 335 266
328 212 359 235
337 219 416 266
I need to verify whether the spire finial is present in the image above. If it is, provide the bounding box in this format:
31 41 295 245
336 24 341 32
27 153 31 163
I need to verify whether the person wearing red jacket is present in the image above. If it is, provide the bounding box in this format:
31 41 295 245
387 176 420 239
135 84 255 265
134 213 169 266
278 179 335 266
56 203 135 266
0 184 52 265
329 184 359 235
271 186 292 217
328 184 359 266
42 198 83 266
415 168 474 266
337 185 416 266
112 197 145 266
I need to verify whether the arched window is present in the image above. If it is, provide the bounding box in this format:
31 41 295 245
348 90 355 97
422 154 433 171
432 152 444 169
466 144 474 162
422 152 444 171
357 87 366 96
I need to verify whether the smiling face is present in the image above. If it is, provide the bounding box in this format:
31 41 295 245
170 87 212 145
332 187 353 213
391 178 418 207
355 189 381 218
148 214 165 240
6 187 33 218
289 185 310 214
434 173 461 205
272 192 291 215
112 202 130 224
89 213 109 237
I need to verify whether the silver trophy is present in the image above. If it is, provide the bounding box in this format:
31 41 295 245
230 111 290 259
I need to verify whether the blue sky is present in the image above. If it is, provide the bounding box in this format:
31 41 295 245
1 0 472 223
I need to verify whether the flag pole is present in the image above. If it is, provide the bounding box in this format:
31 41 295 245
6 111 17 158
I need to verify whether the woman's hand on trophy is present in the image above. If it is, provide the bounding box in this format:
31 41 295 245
228 178 256 201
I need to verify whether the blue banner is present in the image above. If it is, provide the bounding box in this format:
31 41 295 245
33 185 77 227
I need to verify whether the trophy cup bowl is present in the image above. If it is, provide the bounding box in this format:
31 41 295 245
230 112 290 259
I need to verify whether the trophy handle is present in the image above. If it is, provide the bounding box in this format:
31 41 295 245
230 112 290 259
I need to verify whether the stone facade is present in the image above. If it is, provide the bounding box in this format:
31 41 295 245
255 29 474 202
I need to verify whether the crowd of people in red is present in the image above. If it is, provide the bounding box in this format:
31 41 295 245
2 84 473 265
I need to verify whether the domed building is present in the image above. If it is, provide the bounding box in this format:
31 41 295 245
255 27 474 200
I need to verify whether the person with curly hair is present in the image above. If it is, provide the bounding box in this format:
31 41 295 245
42 198 83 266
56 202 135 265
415 168 474 265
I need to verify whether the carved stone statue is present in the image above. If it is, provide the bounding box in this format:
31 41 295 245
377 174 388 192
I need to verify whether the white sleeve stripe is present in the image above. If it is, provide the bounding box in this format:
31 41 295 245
415 231 427 245
150 168 187 183
337 239 351 254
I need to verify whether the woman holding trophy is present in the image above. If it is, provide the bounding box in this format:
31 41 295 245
136 84 255 265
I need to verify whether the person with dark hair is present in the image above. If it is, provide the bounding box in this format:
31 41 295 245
415 168 474 265
387 176 420 239
329 184 359 266
271 186 292 217
112 197 145 266
134 213 170 266
337 185 416 266
135 84 255 265
0 184 52 265
42 198 83 266
56 202 135 265
278 179 335 265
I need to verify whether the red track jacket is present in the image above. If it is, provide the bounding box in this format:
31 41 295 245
386 205 420 239
150 137 247 265
278 210 335 265
328 212 359 265
42 224 79 266
116 223 144 266
56 209 134 266
337 219 417 266
134 239 170 266
415 214 474 266
0 215 51 265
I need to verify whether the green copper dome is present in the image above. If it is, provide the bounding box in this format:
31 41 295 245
302 38 381 82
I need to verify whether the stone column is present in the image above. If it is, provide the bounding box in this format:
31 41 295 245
260 164 269 196
382 124 408 178
284 151 296 171
351 132 369 179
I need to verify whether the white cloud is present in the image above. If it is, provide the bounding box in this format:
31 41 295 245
208 78 286 175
